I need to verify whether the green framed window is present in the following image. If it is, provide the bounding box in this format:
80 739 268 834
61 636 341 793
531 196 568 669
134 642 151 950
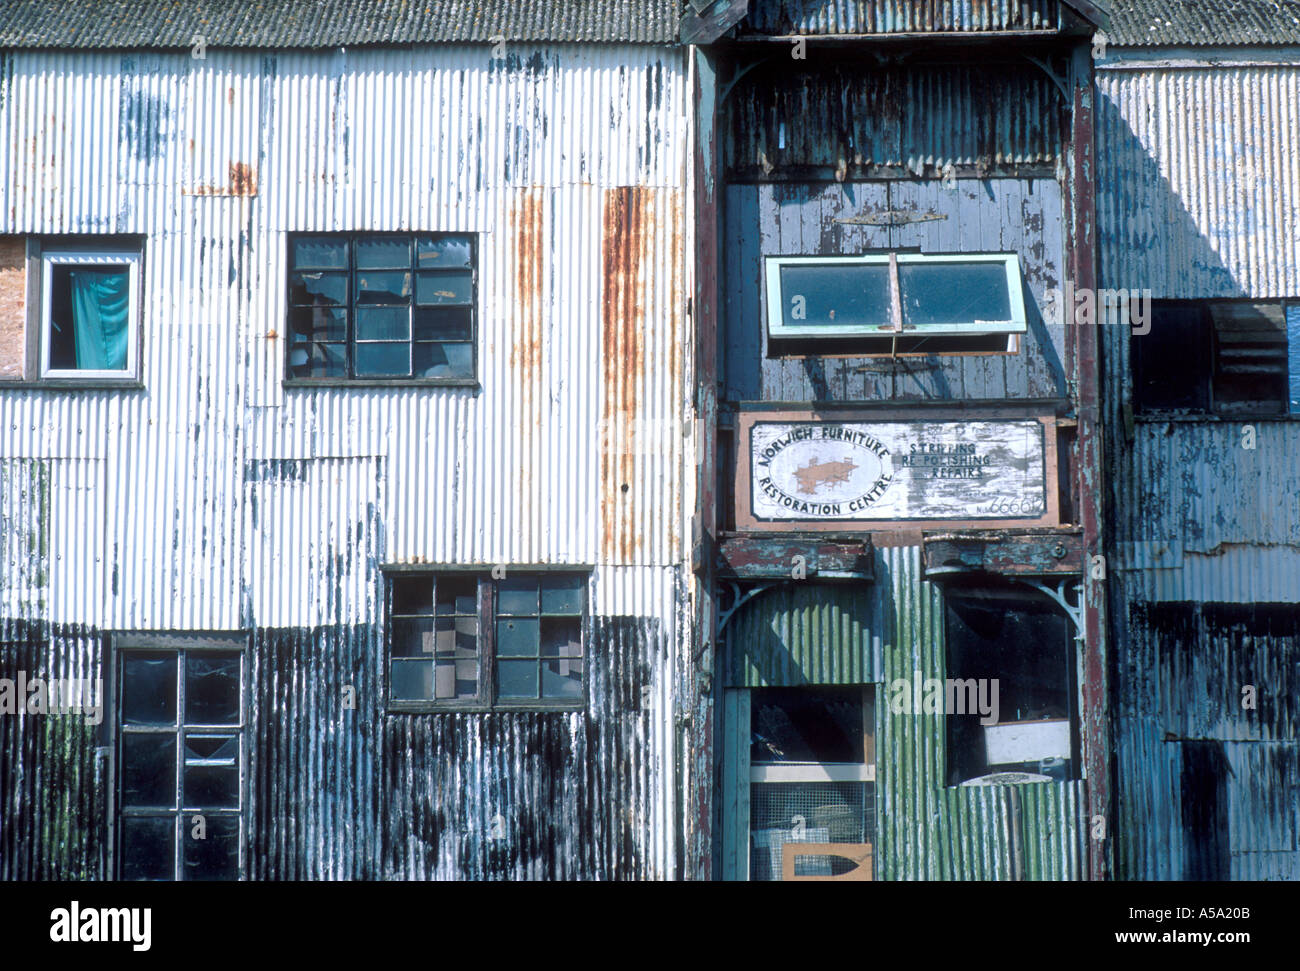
765 252 1027 342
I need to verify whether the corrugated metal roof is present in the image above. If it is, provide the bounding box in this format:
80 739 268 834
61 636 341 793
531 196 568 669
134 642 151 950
0 0 683 49
1107 0 1300 47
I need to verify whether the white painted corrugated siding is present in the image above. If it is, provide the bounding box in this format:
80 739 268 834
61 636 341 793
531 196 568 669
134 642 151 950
1097 63 1300 299
0 45 691 630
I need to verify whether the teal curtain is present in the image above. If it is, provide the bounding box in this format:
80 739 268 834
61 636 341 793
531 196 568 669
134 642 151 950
69 267 129 370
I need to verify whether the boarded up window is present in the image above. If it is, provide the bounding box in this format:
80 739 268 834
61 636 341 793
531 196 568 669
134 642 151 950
0 237 26 380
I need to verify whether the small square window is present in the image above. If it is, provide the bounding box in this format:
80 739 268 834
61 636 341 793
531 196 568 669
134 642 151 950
385 571 589 710
287 233 477 384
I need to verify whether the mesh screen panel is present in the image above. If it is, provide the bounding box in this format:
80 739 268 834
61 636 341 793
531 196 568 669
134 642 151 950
749 782 873 881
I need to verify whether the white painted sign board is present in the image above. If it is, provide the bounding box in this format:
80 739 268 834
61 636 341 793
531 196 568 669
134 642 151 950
745 418 1049 525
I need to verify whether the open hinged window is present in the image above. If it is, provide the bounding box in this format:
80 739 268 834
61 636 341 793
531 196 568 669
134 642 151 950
765 252 1027 355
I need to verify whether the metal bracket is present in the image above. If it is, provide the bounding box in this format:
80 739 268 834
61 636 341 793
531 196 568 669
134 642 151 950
1013 576 1086 643
1022 53 1070 102
716 579 784 638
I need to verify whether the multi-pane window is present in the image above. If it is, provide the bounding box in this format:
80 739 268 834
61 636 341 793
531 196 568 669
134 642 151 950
287 233 476 381
387 572 588 709
115 643 244 880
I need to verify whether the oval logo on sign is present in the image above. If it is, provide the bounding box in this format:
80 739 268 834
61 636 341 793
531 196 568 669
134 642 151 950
753 424 895 518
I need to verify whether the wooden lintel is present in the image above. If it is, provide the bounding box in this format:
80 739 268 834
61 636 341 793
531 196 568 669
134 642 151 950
716 535 874 580
923 529 1084 577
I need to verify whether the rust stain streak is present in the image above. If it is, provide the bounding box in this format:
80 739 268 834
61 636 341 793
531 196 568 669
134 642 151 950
509 188 545 551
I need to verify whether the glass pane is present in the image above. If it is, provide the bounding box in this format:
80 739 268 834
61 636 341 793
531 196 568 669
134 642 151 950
182 814 240 881
434 660 457 699
355 342 411 377
291 236 347 270
416 235 473 268
416 271 473 306
391 617 436 658
750 687 866 764
121 733 177 807
184 735 238 763
496 618 540 658
434 617 456 655
289 306 346 342
48 265 131 371
185 653 240 725
121 653 177 726
356 237 411 269
356 306 410 341
183 766 239 809
391 575 434 615
436 575 477 615
899 262 1012 326
778 263 891 329
541 575 586 615
413 341 473 379
355 270 412 305
413 307 472 341
120 816 175 880
289 342 346 378
390 659 433 700
497 577 539 616
497 659 537 699
541 659 583 699
540 617 581 660
455 659 478 696
290 271 347 306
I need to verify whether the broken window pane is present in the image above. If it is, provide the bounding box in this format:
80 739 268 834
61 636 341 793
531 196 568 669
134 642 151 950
414 307 473 341
121 653 177 726
355 236 411 269
121 733 177 808
289 271 347 306
1132 303 1210 412
355 270 412 305
413 341 473 378
120 816 176 880
750 687 865 764
416 270 473 306
289 341 346 378
944 585 1075 785
497 618 540 658
416 235 473 268
182 814 240 881
899 262 1011 326
183 766 240 809
291 236 347 270
290 306 347 342
185 653 240 725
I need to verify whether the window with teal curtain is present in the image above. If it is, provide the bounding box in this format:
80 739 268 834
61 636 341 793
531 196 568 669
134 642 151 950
49 265 130 370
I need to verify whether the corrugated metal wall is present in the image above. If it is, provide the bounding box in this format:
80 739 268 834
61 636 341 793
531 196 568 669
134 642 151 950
741 0 1063 34
721 547 1084 879
0 45 691 879
1098 60 1300 880
876 546 1083 880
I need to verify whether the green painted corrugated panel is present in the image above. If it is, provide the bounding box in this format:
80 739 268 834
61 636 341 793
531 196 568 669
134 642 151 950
726 582 880 687
874 546 1083 881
